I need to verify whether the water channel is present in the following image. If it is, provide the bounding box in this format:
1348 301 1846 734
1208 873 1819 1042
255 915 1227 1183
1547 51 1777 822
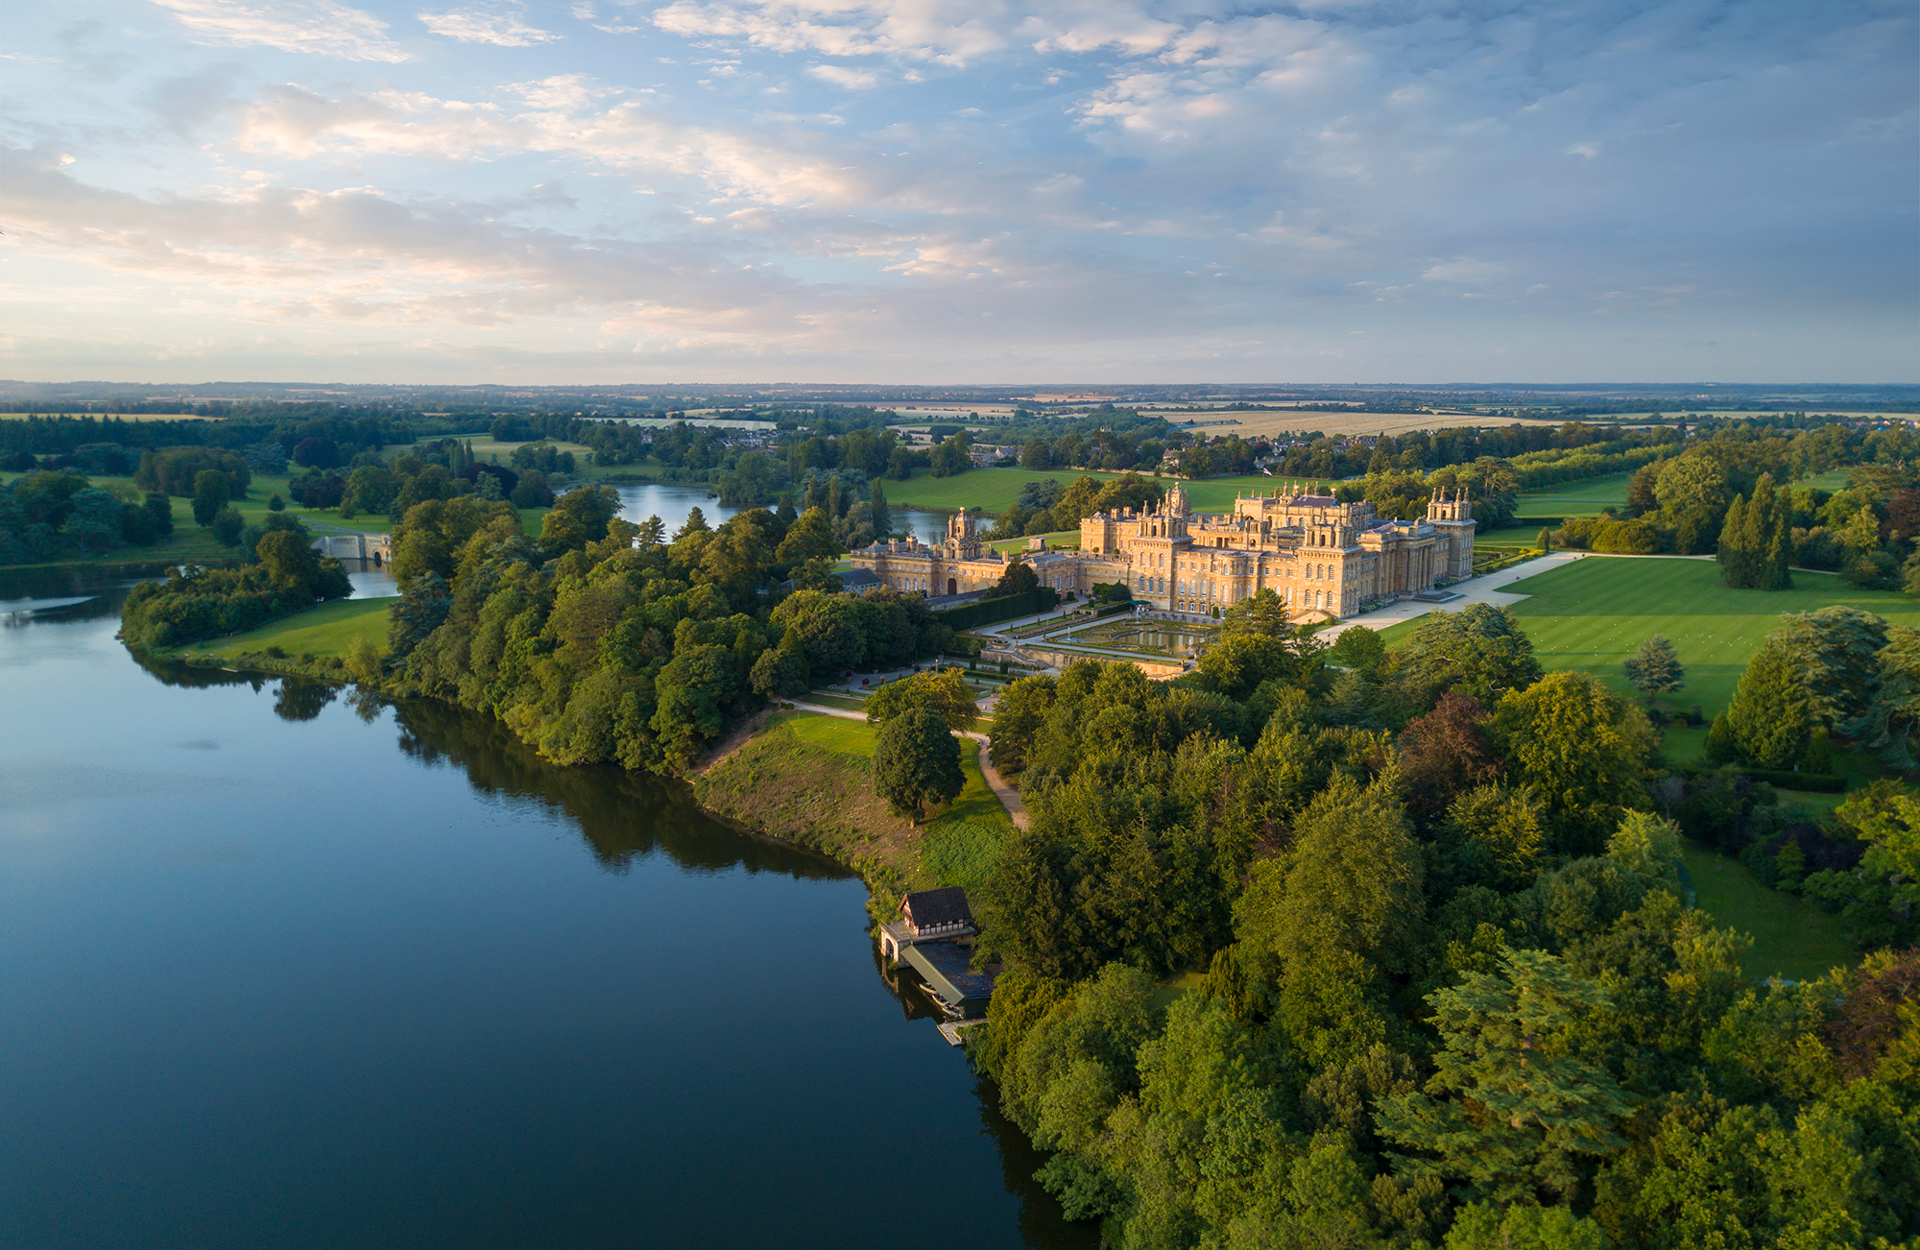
0 566 1091 1249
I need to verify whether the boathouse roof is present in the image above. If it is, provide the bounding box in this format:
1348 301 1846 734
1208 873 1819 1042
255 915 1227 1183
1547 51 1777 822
902 886 975 930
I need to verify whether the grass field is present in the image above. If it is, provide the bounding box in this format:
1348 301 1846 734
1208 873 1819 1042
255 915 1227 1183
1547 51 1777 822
987 529 1082 554
175 595 397 661
0 467 551 571
1681 840 1857 982
880 466 1296 517
770 711 1011 892
1512 473 1632 518
1380 556 1920 719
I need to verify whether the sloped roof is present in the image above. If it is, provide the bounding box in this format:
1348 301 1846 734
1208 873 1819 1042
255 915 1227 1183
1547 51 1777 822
903 886 975 929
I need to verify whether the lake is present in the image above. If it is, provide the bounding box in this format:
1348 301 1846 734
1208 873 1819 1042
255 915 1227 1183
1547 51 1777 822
610 480 953 546
0 567 1091 1249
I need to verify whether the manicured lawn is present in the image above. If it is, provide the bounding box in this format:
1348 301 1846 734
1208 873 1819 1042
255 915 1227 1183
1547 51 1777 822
880 468 1121 513
1681 840 1858 982
798 692 871 713
177 596 398 661
1380 555 1920 718
1512 473 1632 518
988 530 1082 554
877 466 1292 518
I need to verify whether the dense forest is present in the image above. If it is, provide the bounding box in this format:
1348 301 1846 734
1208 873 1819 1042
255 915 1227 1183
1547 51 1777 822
971 604 1918 1249
380 488 950 772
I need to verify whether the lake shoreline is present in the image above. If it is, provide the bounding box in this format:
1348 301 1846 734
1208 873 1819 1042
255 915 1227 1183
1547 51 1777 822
137 643 954 927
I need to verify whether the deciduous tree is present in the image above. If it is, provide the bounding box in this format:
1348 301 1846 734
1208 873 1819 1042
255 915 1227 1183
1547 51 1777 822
873 705 963 820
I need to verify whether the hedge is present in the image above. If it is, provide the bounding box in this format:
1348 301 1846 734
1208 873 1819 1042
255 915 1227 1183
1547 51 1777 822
935 587 1060 630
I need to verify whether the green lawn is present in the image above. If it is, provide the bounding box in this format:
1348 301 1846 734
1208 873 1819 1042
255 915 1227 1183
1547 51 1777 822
1681 840 1858 982
988 530 1082 554
880 467 1293 517
1380 556 1920 719
175 596 398 661
1512 473 1632 518
774 710 1012 893
1800 467 1856 493
778 710 878 756
880 468 1120 513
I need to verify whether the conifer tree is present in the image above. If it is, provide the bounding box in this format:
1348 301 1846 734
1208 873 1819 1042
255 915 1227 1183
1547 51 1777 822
1763 477 1793 590
1376 948 1633 1203
1717 493 1750 588
1537 527 1552 552
1623 634 1684 696
1748 474 1792 590
1725 638 1813 768
869 479 891 538
1743 477 1772 579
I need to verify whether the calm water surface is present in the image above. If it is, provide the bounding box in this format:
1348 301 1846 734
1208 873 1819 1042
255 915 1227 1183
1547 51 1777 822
0 568 1090 1249
612 480 952 545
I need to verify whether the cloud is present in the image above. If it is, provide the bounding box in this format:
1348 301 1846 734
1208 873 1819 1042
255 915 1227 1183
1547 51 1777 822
146 0 410 61
3 0 1913 380
807 64 880 90
233 79 870 207
650 0 1010 66
417 9 560 45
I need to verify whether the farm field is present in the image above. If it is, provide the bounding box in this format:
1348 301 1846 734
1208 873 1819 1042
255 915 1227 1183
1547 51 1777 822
1680 840 1857 982
1377 554 1920 719
174 595 398 662
1143 409 1566 441
0 412 219 421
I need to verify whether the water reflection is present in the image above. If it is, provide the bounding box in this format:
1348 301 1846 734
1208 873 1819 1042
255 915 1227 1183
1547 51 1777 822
389 695 856 881
611 479 951 545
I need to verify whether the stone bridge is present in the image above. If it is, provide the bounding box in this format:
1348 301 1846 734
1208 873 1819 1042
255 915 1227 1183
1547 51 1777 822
311 532 391 563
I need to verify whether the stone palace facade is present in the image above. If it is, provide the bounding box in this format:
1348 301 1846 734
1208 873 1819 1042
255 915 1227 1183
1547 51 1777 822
848 483 1476 621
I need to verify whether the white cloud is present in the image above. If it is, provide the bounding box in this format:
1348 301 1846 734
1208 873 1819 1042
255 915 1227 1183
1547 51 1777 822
417 9 560 45
650 0 1010 66
807 63 879 90
146 0 410 61
234 80 867 206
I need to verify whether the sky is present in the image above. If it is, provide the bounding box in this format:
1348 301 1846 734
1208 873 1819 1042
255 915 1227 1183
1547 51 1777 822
1 0 1915 385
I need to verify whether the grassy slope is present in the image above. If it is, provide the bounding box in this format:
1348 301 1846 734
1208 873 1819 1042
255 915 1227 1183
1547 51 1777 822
694 711 1012 905
1378 555 1920 719
174 596 398 661
1681 840 1857 982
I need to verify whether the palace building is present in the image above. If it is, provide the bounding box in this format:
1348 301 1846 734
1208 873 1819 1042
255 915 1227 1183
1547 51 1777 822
847 483 1475 622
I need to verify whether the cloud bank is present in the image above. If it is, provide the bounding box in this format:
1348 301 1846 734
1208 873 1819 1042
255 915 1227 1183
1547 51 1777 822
0 0 1911 380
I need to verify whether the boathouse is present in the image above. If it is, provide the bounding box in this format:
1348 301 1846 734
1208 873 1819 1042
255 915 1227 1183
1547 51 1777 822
878 886 977 961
